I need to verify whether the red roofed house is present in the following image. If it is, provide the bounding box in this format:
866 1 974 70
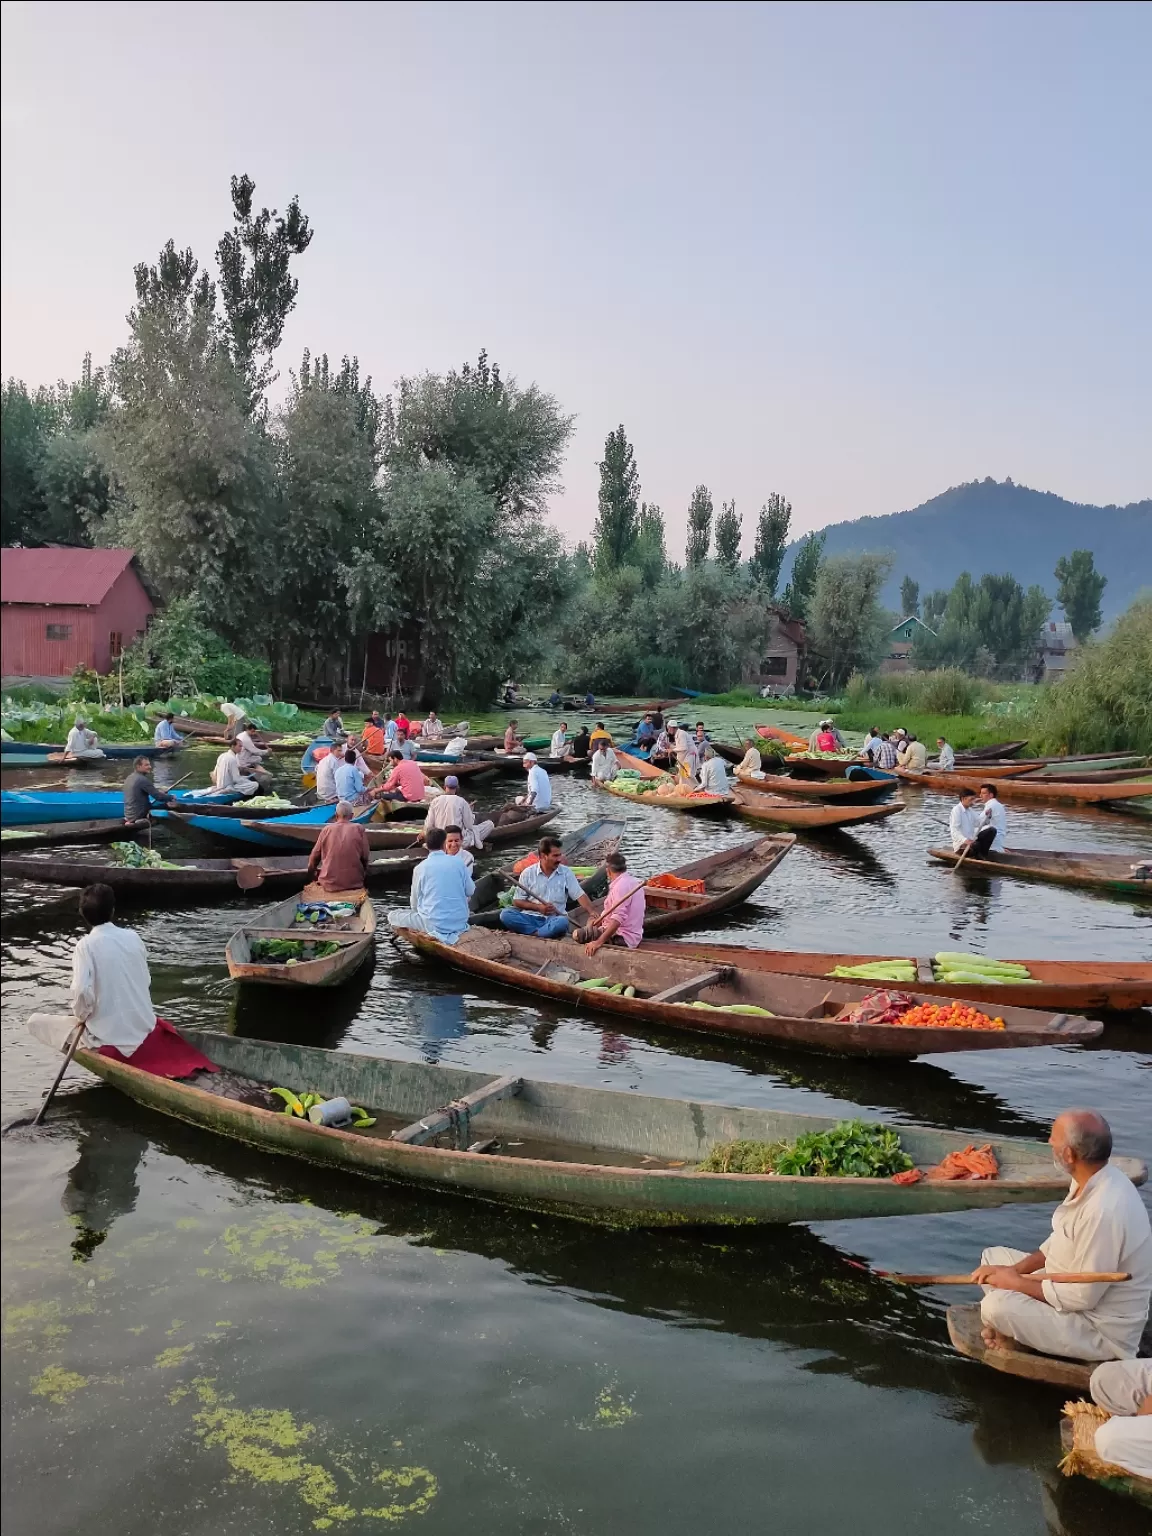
1 548 154 678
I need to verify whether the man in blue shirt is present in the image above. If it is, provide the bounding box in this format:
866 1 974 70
499 836 597 939
389 828 475 944
333 749 365 803
153 713 185 746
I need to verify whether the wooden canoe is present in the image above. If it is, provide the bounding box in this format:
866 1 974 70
226 895 377 986
959 749 1136 769
595 781 732 815
636 941 1152 1012
0 818 150 851
469 817 626 915
1058 1413 1152 1507
897 769 1152 804
393 927 1103 1057
51 1026 1145 1225
947 1303 1095 1389
0 850 421 895
361 753 497 782
928 846 1152 898
736 769 897 803
731 786 907 831
755 725 809 749
1019 768 1151 785
256 807 561 852
955 740 1030 761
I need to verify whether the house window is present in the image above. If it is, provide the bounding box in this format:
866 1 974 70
46 623 72 641
761 655 789 676
109 632 123 658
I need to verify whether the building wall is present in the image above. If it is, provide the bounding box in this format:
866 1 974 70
0 568 152 677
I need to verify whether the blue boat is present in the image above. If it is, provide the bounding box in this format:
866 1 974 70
1 788 242 827
1 741 183 761
168 802 375 851
300 738 337 774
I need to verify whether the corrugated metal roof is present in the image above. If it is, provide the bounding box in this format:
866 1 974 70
1 547 137 607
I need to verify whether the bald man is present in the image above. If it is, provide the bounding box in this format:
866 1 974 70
306 801 370 894
971 1110 1152 1362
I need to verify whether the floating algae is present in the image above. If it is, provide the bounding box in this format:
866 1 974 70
579 1380 637 1431
153 1344 195 1369
3 1297 94 1351
197 1210 382 1291
30 1364 90 1404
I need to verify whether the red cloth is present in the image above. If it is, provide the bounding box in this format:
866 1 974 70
99 1018 219 1080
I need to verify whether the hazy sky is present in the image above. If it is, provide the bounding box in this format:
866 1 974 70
2 1 1149 557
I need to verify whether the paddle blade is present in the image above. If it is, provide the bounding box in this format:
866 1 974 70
234 863 265 891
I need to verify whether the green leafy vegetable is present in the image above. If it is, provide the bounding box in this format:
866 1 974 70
700 1120 912 1178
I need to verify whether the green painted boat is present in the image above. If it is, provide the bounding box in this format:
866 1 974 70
53 1028 1146 1226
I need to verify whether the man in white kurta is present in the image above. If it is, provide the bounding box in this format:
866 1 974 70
422 776 494 849
949 789 980 850
972 1110 1152 1361
698 748 731 797
1089 1359 1152 1478
65 719 104 760
212 742 259 796
29 886 155 1056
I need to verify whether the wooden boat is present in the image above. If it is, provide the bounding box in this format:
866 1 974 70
897 769 1152 805
928 761 1049 780
226 895 377 986
257 807 561 852
361 753 497 782
1 850 421 896
1020 767 1150 785
0 818 150 851
736 768 897 803
1058 1410 1152 1508
962 748 1137 770
49 1026 1142 1225
595 751 731 815
637 941 1152 1012
947 1303 1096 1389
157 798 305 820
731 786 907 831
955 740 1029 761
394 926 1103 1057
470 818 626 915
928 846 1152 899
164 802 375 850
1 740 182 761
756 725 809 749
1 787 242 826
472 835 794 934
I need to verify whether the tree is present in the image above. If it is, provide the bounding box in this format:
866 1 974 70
1054 549 1107 641
749 493 791 595
714 498 741 569
592 424 640 572
685 484 712 567
900 576 920 618
809 553 894 689
922 588 948 629
781 530 825 621
913 571 1050 674
631 501 667 587
1 356 112 546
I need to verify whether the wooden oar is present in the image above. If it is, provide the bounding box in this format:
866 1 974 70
883 1271 1131 1286
26 1023 88 1129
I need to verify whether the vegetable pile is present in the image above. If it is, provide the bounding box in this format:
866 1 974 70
931 952 1034 984
700 1120 913 1178
578 978 636 997
250 938 341 965
242 795 295 810
110 842 180 869
834 988 1004 1030
270 1087 375 1128
684 1001 775 1016
829 959 916 983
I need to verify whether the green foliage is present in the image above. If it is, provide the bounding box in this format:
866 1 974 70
700 1121 912 1178
119 597 269 701
1054 549 1107 641
922 588 948 628
0 356 111 546
685 485 712 568
1027 596 1152 754
749 493 791 596
714 499 742 570
593 425 640 573
781 530 824 621
900 576 919 617
631 502 667 588
913 570 1051 676
844 668 985 717
809 553 893 689
69 666 105 704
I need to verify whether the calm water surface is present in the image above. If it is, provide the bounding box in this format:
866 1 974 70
3 711 1150 1535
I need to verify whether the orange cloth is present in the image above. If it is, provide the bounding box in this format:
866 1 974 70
512 853 540 875
362 724 385 756
645 873 706 894
926 1144 999 1181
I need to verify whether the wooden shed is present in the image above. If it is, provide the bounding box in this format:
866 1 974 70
1 547 154 679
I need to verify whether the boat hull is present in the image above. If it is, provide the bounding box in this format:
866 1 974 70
732 788 906 831
1 852 420 895
227 897 377 986
897 769 1152 805
928 846 1152 899
737 770 897 803
1 788 241 826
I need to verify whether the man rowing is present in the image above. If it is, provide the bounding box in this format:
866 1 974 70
423 774 494 850
972 1109 1152 1362
948 786 980 850
306 800 370 894
961 782 1008 856
122 756 175 823
573 852 646 955
499 835 597 938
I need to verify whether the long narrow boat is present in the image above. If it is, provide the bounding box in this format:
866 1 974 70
731 786 906 831
961 749 1137 770
245 807 561 852
897 769 1152 805
1 818 150 851
1020 767 1151 785
0 850 421 896
362 754 497 782
1058 1409 1152 1508
470 818 625 914
472 835 794 934
393 926 1103 1057
1 787 243 826
595 751 731 815
755 725 809 749
164 802 374 851
226 895 377 986
41 1027 1143 1225
636 941 1152 1012
947 1304 1096 1389
736 768 897 804
1 740 182 761
955 740 1030 761
928 846 1152 899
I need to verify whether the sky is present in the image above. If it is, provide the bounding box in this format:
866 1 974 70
1 1 1149 558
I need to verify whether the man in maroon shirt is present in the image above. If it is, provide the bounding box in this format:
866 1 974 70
306 801 371 893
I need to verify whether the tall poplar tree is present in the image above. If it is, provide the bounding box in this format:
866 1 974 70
592 424 640 571
685 484 713 567
714 498 741 568
1054 549 1107 640
749 493 791 595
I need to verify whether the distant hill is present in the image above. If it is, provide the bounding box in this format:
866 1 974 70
781 479 1151 620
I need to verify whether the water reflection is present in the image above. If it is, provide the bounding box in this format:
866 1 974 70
61 1123 149 1260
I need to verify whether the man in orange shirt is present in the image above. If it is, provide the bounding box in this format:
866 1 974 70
361 717 385 756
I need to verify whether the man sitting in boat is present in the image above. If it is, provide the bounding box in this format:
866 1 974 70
306 800 370 894
516 753 552 811
736 738 764 776
28 885 218 1079
589 721 613 752
550 722 570 759
590 739 619 783
807 719 830 753
499 835 597 939
333 749 366 804
570 724 592 760
633 713 657 749
423 774 494 850
875 732 898 770
935 735 956 771
972 1110 1152 1362
153 712 185 747
1088 1360 1152 1479
948 786 980 851
361 716 386 757
389 826 474 944
313 735 346 802
419 708 443 739
971 782 1007 855
323 708 345 739
122 757 176 823
212 739 260 797
234 722 273 791
697 745 731 797
574 852 646 956
862 727 883 763
504 720 522 752
372 749 428 804
896 733 928 771
65 717 104 761
443 825 474 872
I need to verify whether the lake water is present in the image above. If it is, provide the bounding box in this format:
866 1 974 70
3 709 1150 1536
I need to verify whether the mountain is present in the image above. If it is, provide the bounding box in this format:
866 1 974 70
780 479 1151 620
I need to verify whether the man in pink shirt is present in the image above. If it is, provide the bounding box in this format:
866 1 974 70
577 852 647 955
371 750 428 804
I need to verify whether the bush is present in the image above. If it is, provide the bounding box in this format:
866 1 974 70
635 654 687 695
69 666 105 704
1026 596 1152 755
118 597 270 704
844 668 985 716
